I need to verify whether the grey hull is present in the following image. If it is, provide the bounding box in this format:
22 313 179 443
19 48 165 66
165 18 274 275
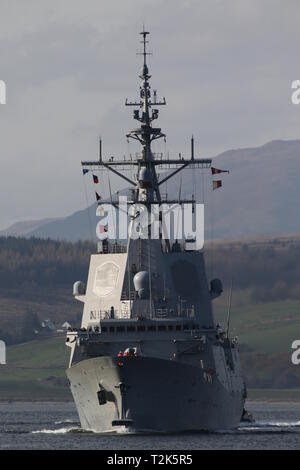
67 355 244 433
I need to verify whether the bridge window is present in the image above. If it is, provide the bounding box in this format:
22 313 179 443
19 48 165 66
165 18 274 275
116 326 125 332
137 325 146 332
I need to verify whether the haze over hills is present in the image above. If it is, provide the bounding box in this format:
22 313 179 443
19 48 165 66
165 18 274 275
210 139 300 239
0 218 60 238
1 139 300 242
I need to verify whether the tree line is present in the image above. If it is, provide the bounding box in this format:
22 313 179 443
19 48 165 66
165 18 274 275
0 235 299 299
0 236 93 289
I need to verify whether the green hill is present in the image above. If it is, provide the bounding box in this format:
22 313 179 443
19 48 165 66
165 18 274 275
1 307 300 400
214 299 300 354
0 336 71 400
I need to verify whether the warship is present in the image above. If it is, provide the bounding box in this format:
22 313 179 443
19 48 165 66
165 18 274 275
65 30 246 433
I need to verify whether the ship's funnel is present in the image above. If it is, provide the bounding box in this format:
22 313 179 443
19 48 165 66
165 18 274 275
133 271 149 299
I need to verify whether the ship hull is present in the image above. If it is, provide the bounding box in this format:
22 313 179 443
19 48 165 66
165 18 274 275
66 355 245 433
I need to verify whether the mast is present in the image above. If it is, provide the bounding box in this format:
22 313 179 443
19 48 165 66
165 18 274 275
81 30 212 233
126 30 166 155
125 29 166 205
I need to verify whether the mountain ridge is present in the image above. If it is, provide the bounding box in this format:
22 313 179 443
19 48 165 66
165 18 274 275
1 139 300 242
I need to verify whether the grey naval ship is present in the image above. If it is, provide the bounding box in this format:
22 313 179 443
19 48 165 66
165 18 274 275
65 30 247 433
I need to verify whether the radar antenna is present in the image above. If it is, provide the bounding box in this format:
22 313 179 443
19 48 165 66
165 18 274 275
125 28 166 158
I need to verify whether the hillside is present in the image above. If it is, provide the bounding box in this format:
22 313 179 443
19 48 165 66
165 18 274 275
209 139 300 239
0 337 71 400
0 235 300 398
1 310 299 400
0 218 60 238
1 235 300 345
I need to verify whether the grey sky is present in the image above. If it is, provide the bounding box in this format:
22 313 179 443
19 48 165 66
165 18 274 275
0 0 299 229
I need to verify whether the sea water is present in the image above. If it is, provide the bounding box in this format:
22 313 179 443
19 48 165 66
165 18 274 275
0 401 300 450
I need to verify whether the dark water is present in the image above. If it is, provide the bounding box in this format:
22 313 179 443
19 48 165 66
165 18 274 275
1 401 300 450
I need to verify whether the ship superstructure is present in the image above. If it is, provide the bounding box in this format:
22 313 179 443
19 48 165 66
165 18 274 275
65 31 246 432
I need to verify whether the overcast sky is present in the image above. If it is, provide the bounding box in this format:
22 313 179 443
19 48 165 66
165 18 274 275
0 0 300 229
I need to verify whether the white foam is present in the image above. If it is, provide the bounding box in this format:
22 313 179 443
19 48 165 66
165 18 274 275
31 420 300 436
54 419 77 425
32 427 80 434
238 420 300 430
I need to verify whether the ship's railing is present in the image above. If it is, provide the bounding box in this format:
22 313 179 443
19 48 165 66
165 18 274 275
97 242 127 254
108 244 127 254
93 307 195 321
92 152 210 169
95 310 131 320
154 308 195 318
121 291 137 300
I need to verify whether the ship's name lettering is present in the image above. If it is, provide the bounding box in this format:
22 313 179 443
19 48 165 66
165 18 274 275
90 310 101 320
